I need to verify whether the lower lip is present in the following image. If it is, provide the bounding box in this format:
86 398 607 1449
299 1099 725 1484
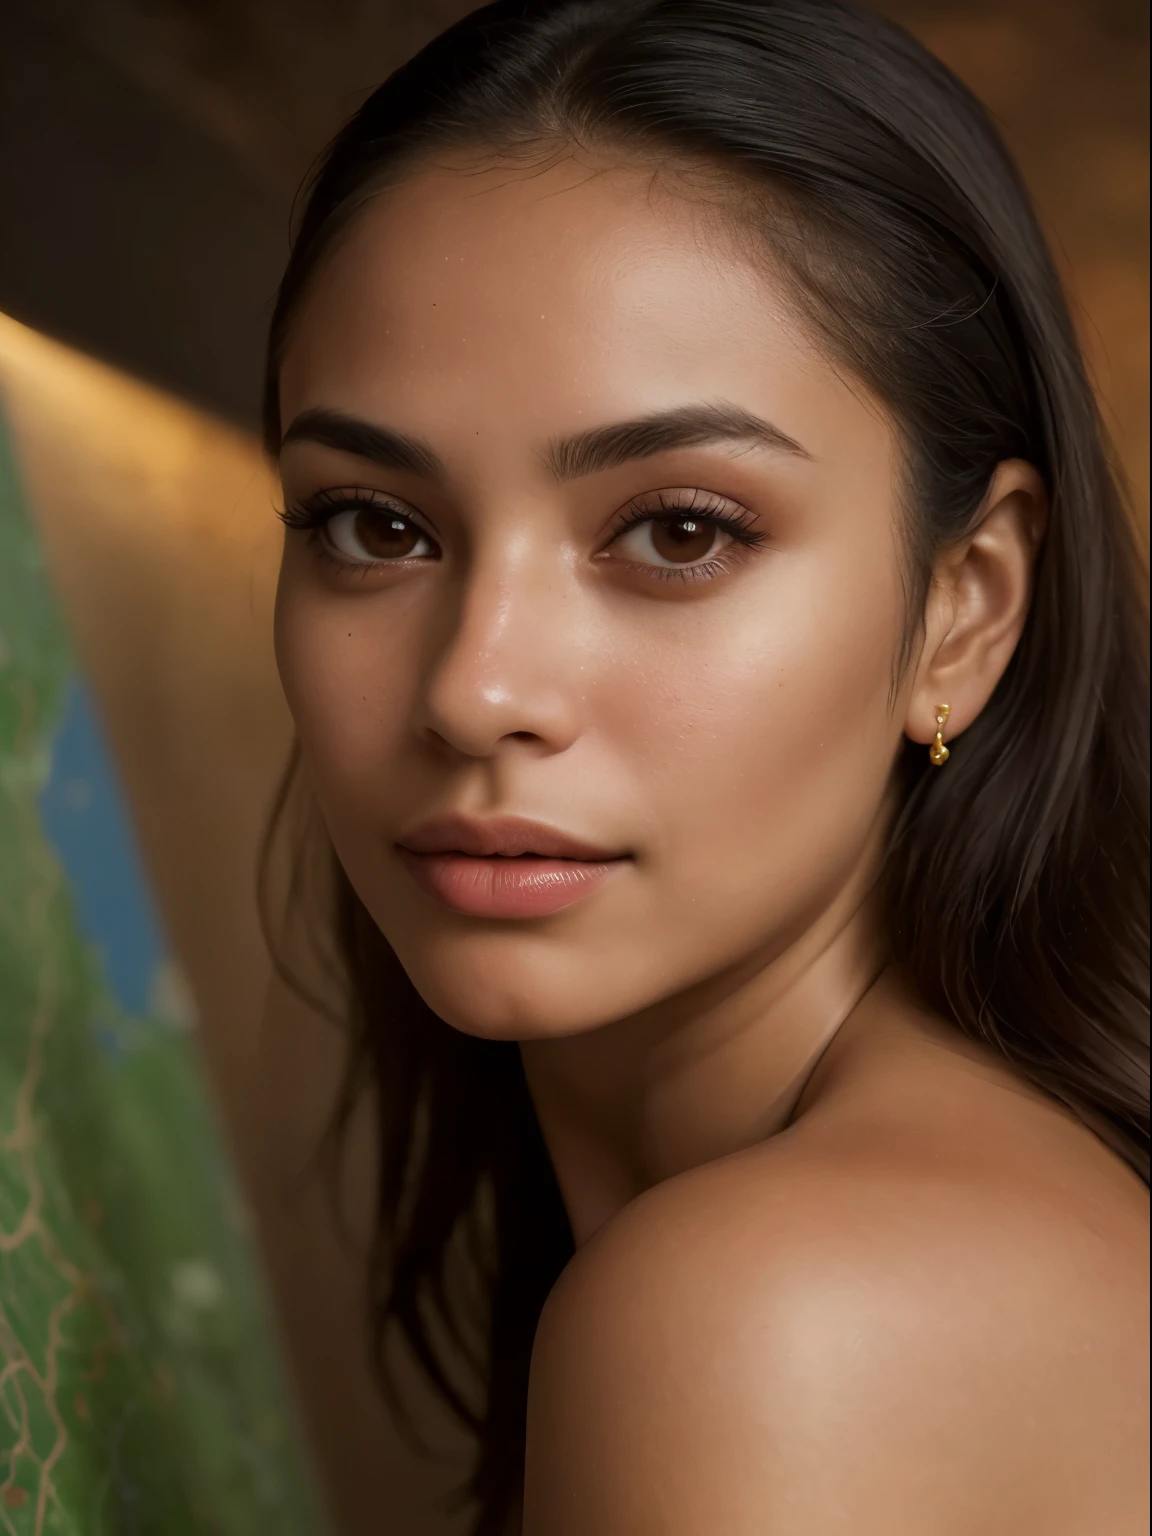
397 851 627 919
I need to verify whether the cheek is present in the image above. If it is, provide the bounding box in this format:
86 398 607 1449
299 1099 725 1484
608 552 903 921
272 556 422 795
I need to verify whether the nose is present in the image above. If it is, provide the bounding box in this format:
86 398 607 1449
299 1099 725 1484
417 552 583 760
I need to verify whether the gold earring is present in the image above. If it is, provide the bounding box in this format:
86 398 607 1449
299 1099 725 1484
929 703 951 766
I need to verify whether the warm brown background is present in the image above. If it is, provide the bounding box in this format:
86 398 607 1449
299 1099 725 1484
0 3 1146 1534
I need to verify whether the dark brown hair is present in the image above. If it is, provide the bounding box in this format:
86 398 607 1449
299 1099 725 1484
260 3 1150 1532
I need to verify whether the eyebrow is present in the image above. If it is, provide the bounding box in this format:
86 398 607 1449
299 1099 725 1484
280 408 443 476
279 401 809 482
545 402 809 479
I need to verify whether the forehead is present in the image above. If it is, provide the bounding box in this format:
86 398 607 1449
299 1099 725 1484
278 154 888 466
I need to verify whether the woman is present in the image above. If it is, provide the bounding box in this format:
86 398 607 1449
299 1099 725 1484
263 1 1150 1531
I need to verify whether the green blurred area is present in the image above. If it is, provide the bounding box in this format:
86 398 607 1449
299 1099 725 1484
0 410 325 1534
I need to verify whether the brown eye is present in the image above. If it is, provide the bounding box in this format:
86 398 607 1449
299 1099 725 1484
649 516 720 563
612 514 730 569
325 506 436 564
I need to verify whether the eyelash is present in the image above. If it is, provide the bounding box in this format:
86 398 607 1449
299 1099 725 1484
605 489 766 583
278 485 767 582
278 487 424 577
278 486 405 535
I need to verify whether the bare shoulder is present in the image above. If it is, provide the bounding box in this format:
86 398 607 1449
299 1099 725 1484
524 1068 1149 1536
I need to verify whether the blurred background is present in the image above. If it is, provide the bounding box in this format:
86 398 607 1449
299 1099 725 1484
0 2 1146 1534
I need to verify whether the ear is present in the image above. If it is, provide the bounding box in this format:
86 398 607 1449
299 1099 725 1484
905 459 1047 750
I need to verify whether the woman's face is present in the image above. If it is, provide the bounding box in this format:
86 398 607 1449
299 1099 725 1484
275 153 910 1039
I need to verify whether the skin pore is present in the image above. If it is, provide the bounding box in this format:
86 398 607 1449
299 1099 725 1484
274 152 1148 1533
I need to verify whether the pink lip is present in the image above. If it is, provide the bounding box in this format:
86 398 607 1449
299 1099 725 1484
396 815 630 919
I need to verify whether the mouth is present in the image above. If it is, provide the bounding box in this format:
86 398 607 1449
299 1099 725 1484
395 815 631 919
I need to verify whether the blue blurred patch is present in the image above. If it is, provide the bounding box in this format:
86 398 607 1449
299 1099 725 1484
37 679 167 1018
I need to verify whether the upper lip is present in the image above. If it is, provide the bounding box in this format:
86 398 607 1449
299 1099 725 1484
397 814 626 861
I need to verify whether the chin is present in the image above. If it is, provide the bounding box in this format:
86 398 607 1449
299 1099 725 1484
385 927 645 1042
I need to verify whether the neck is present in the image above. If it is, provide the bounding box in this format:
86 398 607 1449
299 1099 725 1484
520 864 888 1247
